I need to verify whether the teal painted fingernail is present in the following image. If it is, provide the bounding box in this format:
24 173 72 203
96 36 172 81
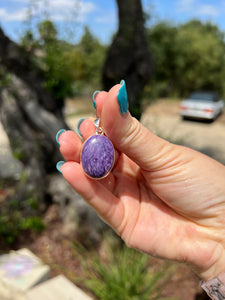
117 80 129 114
92 90 100 109
56 161 65 174
77 118 86 141
56 129 66 147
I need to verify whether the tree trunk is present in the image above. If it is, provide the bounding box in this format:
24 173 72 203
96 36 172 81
0 27 69 206
0 27 64 117
0 87 45 206
0 27 110 245
0 72 67 204
102 0 153 119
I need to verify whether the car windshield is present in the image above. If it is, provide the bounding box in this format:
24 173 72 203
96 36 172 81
188 92 218 102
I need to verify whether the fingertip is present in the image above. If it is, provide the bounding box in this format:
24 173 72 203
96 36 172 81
59 130 82 162
117 80 129 114
107 84 122 99
101 83 131 141
60 161 86 190
93 84 121 118
56 160 65 174
78 117 96 140
92 90 100 109
94 91 108 117
76 118 86 141
60 161 97 199
102 83 127 118
60 161 82 181
56 129 66 147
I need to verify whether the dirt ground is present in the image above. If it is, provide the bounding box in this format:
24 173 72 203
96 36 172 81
2 97 222 299
141 99 225 164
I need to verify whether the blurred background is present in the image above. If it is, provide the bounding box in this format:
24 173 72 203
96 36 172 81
0 0 225 299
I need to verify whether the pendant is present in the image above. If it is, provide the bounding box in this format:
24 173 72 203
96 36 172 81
81 119 115 179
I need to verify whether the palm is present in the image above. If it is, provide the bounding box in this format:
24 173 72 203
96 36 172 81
58 84 225 280
105 151 225 267
110 153 181 258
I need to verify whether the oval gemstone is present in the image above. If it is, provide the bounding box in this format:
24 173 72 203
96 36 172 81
81 135 115 179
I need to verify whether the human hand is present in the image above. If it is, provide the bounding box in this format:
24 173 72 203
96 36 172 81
56 82 225 281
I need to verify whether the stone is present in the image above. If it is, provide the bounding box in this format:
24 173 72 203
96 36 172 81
0 248 50 294
27 275 93 300
0 122 23 181
47 174 108 246
81 135 115 179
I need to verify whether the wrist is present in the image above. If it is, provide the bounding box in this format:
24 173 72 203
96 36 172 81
195 243 225 299
197 243 225 281
201 272 225 299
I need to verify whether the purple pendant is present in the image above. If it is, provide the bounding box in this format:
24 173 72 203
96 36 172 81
81 135 115 179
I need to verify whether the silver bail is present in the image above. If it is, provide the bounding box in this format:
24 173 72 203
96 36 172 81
94 118 100 129
94 118 104 135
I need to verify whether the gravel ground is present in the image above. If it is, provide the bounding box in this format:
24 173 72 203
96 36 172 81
141 99 225 165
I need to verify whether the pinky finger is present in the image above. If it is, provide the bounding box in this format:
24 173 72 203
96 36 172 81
60 161 124 231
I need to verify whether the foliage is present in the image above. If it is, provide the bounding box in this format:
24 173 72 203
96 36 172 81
38 20 57 44
175 21 225 95
37 20 76 100
147 20 225 98
0 65 11 88
20 22 106 99
65 26 107 94
75 26 107 91
75 236 177 300
0 192 45 244
19 17 225 102
20 30 39 53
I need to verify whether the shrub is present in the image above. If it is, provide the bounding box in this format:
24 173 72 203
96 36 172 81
0 193 45 244
75 236 177 300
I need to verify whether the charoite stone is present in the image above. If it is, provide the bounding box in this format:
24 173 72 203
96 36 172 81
81 135 115 179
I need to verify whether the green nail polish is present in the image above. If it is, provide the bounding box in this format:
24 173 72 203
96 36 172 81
117 80 129 114
56 161 65 174
92 90 100 109
56 129 66 147
77 118 86 141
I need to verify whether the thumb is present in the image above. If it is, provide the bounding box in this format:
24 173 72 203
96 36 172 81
101 81 175 171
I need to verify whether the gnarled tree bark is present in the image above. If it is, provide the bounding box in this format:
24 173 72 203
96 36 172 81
102 0 153 119
0 27 64 116
0 27 69 205
0 27 110 245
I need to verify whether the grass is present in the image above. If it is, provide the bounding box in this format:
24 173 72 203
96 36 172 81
0 190 45 244
74 235 178 300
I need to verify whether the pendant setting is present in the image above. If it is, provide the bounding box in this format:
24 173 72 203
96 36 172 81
81 119 115 179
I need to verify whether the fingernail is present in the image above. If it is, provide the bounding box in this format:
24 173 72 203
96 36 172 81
92 90 100 109
56 161 65 174
56 129 66 147
76 118 86 141
117 80 129 114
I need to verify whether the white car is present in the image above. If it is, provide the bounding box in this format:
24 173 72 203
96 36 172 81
179 91 224 121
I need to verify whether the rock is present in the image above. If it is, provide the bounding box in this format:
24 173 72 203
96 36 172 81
0 122 23 181
27 275 93 300
0 152 23 181
0 248 50 293
47 174 107 246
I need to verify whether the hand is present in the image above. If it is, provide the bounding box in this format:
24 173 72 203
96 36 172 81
56 83 225 281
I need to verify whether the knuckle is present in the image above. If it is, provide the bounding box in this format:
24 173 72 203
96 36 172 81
120 117 143 147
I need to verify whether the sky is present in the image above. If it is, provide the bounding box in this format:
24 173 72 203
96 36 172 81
1 0 225 44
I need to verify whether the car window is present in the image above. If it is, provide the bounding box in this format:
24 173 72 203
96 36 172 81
188 92 219 102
